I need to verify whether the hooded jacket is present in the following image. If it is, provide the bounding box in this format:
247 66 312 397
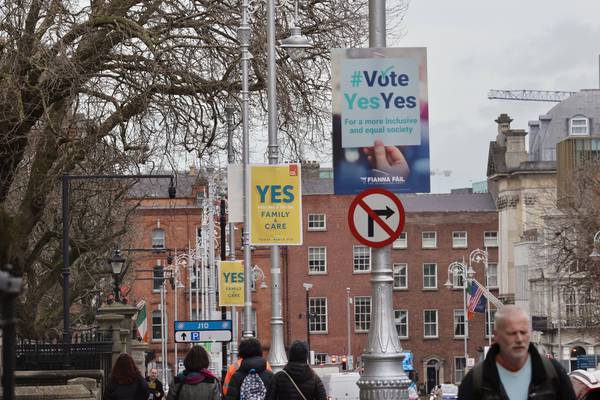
268 362 326 400
167 369 221 400
224 356 274 400
458 343 576 400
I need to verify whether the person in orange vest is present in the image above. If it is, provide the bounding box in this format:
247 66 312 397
222 339 272 395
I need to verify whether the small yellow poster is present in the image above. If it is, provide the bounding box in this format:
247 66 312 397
218 261 245 306
250 164 303 246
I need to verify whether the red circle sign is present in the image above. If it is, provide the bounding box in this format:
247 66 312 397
347 188 406 248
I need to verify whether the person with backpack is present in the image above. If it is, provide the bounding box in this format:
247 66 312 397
457 305 576 400
268 341 326 400
167 346 221 400
224 338 273 400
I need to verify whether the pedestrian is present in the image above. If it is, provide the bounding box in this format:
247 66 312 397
146 368 165 400
224 337 274 400
457 305 576 400
105 353 149 400
167 346 221 400
268 340 326 400
223 355 272 395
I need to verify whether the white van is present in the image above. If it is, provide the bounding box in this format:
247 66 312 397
321 372 360 400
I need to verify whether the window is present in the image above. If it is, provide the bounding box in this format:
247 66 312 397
309 297 328 333
452 231 467 248
422 232 437 248
314 353 327 364
484 231 498 247
486 309 497 337
152 228 165 248
453 309 466 337
152 310 166 340
452 268 465 288
394 309 408 338
153 264 164 291
354 296 371 332
454 357 466 383
423 263 437 289
424 309 438 338
570 117 589 136
486 263 498 288
393 232 408 249
307 214 326 231
353 246 371 272
393 263 408 289
308 247 327 274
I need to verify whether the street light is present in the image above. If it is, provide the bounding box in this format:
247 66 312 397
468 248 491 345
346 287 352 370
445 260 474 368
108 249 126 303
590 231 600 258
303 283 313 362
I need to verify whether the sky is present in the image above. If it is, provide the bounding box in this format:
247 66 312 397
397 0 600 193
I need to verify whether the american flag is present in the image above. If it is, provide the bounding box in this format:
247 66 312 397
467 281 487 320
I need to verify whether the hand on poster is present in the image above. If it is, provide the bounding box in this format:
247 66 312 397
363 139 410 178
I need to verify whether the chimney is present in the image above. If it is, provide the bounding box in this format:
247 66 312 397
495 113 513 146
504 129 528 170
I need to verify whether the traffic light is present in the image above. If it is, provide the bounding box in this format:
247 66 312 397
341 356 347 370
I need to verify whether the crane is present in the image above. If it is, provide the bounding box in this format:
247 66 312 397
487 89 577 102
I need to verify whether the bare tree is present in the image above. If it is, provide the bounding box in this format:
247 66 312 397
0 0 409 334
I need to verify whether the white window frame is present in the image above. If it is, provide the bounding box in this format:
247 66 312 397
152 228 166 249
393 263 408 289
453 309 467 338
353 246 371 273
394 309 409 338
486 263 498 288
452 231 468 248
452 270 465 288
354 296 371 332
307 213 327 231
308 247 327 274
309 297 328 333
422 232 437 249
485 309 497 338
392 232 408 249
454 357 467 384
484 231 498 247
423 263 437 289
423 309 438 338
151 310 167 341
569 117 589 136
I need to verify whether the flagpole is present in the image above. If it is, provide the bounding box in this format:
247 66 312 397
484 247 491 346
463 265 468 366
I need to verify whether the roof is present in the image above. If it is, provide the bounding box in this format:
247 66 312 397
529 89 600 162
129 173 202 198
303 177 496 212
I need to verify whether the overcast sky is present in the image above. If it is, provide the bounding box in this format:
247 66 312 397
397 0 600 193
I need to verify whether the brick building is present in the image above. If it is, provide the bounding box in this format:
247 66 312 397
284 168 499 392
126 168 498 392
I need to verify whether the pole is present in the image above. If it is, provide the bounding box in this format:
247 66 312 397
357 246 410 399
265 0 288 373
239 0 254 340
462 268 468 364
62 174 71 344
557 274 562 363
208 182 216 318
160 278 167 387
1 267 22 400
174 263 179 375
346 287 352 369
225 104 239 363
220 199 228 380
484 248 492 346
305 288 311 357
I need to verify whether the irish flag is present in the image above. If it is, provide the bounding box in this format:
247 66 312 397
135 300 149 342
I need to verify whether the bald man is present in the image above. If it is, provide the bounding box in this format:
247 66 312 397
458 305 576 400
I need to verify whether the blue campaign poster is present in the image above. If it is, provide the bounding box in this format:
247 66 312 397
332 48 431 194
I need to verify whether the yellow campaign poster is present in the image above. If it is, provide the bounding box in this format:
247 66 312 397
250 164 303 246
218 261 245 306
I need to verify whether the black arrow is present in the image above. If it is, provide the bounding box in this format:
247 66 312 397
181 332 187 341
368 206 395 237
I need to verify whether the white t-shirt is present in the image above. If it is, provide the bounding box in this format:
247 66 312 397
496 356 532 400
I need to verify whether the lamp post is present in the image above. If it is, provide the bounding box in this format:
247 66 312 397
590 231 600 258
346 287 352 370
303 283 313 361
445 260 475 368
61 173 175 343
468 249 491 346
108 250 126 303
